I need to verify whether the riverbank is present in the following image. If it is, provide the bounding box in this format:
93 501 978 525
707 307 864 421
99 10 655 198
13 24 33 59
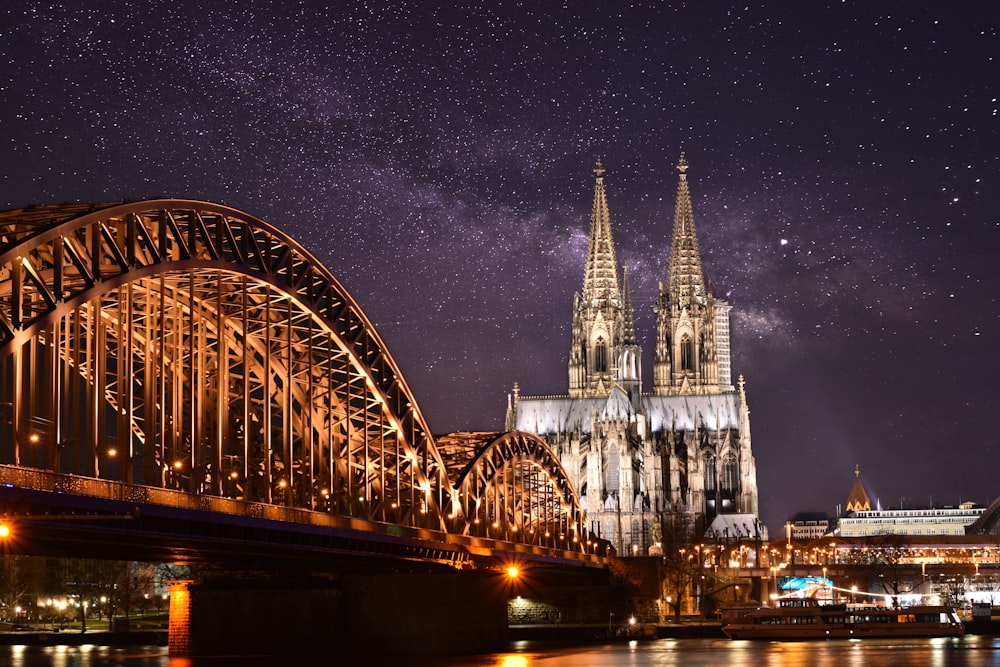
0 630 167 646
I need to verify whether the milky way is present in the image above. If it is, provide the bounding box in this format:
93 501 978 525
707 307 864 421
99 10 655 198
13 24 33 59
1 1 997 532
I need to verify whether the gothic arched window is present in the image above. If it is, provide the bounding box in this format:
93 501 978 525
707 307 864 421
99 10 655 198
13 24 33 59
721 453 739 493
703 453 716 492
605 441 620 494
594 337 608 373
680 335 693 371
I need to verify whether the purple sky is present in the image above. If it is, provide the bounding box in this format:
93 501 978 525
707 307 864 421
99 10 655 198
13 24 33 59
2 2 998 533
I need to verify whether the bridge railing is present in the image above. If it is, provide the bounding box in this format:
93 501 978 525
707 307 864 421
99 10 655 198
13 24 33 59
0 463 403 528
0 464 607 566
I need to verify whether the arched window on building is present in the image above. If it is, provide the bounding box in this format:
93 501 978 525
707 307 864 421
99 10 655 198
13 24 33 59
605 441 619 495
680 335 693 371
721 453 739 493
594 337 608 373
703 453 716 492
621 349 637 380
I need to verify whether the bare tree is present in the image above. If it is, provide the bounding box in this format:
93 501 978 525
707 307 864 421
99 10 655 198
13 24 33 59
658 514 704 620
0 556 34 624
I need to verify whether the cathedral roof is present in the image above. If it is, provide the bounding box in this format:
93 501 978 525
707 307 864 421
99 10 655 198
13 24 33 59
601 385 633 421
705 513 768 540
846 466 872 512
515 391 741 434
643 393 741 432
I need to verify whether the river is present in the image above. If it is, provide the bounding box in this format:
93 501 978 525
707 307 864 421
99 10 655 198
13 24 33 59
5 636 1000 666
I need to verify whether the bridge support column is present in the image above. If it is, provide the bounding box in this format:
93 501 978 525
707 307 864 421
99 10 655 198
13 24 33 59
339 570 509 656
168 571 507 657
167 581 193 656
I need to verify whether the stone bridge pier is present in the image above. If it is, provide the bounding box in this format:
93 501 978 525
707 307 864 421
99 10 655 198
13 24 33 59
167 571 510 657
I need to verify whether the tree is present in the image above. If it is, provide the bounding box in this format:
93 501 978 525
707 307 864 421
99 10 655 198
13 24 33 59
865 535 922 604
657 514 703 620
0 556 33 623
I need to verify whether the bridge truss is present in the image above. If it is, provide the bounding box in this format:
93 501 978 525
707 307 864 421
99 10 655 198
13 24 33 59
0 200 594 560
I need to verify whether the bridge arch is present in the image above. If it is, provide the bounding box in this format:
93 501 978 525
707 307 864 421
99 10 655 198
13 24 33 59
0 200 450 528
451 431 590 552
967 497 1000 536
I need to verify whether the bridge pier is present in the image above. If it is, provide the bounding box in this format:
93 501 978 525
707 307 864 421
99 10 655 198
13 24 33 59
167 571 508 657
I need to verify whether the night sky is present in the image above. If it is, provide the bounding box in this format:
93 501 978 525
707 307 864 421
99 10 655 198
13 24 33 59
2 2 998 534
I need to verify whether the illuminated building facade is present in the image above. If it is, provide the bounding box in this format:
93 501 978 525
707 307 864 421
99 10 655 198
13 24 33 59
790 512 832 541
837 469 984 537
506 157 762 555
838 505 985 537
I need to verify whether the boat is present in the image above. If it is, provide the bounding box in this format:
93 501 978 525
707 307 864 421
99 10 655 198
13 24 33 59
722 598 964 640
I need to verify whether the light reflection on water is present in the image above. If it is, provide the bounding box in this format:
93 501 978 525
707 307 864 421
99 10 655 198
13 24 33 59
4 636 1000 667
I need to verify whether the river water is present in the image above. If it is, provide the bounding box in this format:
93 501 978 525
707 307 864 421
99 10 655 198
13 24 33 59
6 636 1000 666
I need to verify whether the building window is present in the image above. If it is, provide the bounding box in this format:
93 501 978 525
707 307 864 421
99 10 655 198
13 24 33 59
605 442 619 494
595 337 607 373
704 453 716 491
721 453 739 492
680 335 693 371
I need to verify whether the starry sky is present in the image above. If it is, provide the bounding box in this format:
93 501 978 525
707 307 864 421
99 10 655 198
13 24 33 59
1 2 998 534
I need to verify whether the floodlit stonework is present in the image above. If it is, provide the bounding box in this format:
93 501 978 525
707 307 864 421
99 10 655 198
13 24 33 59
507 157 763 555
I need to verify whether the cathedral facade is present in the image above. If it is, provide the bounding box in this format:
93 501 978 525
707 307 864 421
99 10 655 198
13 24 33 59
505 156 763 555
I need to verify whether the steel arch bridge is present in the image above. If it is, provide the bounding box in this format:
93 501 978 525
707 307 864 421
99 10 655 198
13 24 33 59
0 200 592 560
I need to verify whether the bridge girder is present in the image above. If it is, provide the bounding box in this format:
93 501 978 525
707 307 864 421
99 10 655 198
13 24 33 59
0 200 449 529
0 201 593 558
448 431 591 553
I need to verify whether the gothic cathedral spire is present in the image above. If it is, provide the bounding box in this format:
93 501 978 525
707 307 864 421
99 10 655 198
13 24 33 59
582 158 619 308
666 153 708 306
511 155 761 554
653 155 733 395
569 159 638 400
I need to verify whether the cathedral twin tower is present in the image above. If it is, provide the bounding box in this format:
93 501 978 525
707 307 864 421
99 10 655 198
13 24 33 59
507 156 762 555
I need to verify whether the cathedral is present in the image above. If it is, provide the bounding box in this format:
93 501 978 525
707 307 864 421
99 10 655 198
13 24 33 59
505 156 764 555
